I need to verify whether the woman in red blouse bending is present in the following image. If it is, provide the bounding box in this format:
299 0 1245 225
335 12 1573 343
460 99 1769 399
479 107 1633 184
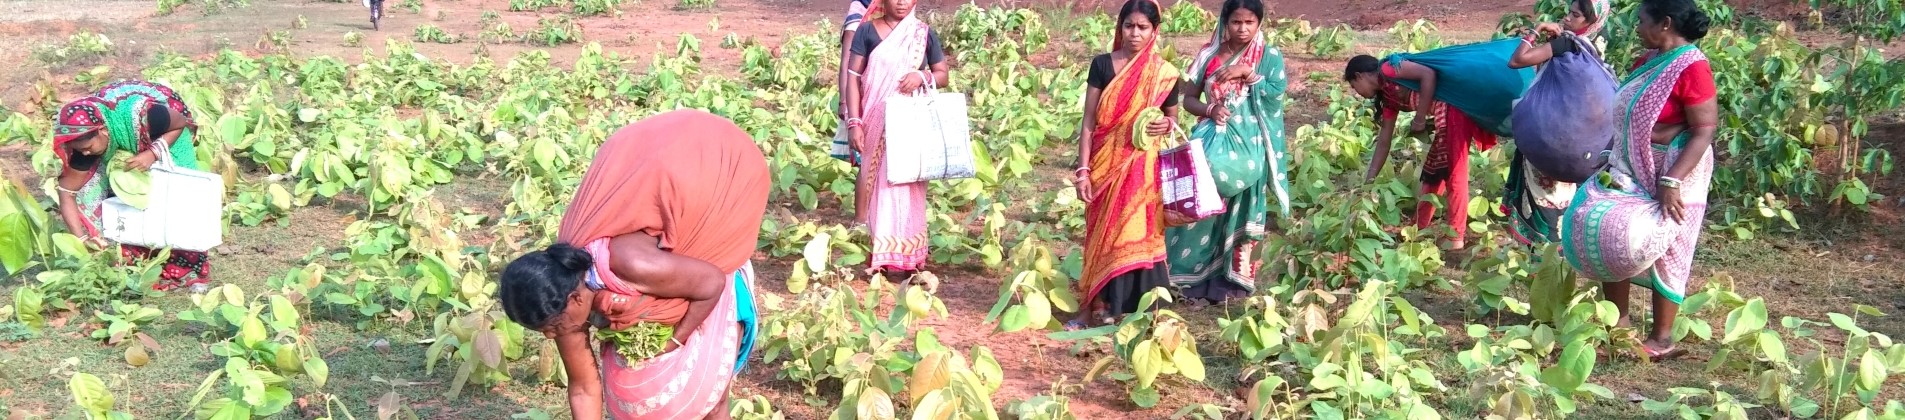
1343 40 1532 250
1568 0 1717 361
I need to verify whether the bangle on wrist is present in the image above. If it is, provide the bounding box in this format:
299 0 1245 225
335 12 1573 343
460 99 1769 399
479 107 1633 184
1658 176 1682 189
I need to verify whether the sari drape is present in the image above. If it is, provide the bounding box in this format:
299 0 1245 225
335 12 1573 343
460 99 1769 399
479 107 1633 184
854 14 933 272
556 110 771 325
51 81 209 290
1165 25 1288 300
1079 30 1178 313
593 241 754 419
1561 45 1712 303
556 110 769 419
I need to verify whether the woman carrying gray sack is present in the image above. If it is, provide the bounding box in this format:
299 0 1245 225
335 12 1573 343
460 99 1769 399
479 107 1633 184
1503 0 1616 245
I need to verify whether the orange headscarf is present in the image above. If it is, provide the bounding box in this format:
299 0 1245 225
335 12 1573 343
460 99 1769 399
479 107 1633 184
557 110 771 275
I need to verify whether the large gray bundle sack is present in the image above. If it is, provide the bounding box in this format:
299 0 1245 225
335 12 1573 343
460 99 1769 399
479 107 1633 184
1511 34 1616 183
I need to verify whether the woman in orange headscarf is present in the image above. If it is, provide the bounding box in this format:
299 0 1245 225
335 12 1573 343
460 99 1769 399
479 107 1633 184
497 110 769 419
1069 0 1180 329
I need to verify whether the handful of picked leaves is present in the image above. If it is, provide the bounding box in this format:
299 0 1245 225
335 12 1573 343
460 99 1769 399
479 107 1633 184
594 322 675 365
106 153 153 209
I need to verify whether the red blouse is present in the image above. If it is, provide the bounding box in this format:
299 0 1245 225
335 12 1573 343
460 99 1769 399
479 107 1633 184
1377 62 1417 122
1629 54 1716 125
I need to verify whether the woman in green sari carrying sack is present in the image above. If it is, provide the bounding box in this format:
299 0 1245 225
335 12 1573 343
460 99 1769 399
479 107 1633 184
1165 0 1287 304
50 80 212 292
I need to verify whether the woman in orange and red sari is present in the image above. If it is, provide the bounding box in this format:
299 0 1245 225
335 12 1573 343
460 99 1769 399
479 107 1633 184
498 110 768 419
1068 0 1180 329
841 0 951 283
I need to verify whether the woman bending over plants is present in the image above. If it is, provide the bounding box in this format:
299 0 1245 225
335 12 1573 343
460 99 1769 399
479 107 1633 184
1069 0 1180 329
498 110 768 419
1343 35 1534 250
50 80 213 292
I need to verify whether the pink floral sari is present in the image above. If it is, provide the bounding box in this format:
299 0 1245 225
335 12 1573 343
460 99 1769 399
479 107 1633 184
588 239 752 419
854 14 932 272
1562 45 1712 303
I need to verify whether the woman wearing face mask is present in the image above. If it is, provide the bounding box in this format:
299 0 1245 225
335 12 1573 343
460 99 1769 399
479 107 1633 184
1069 0 1180 329
841 0 951 284
49 80 214 292
498 110 768 419
1565 0 1717 361
1342 37 1534 250
1500 0 1615 245
1166 0 1287 305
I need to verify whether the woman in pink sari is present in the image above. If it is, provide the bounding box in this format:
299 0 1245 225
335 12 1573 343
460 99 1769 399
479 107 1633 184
498 110 769 419
1562 0 1717 361
841 0 950 283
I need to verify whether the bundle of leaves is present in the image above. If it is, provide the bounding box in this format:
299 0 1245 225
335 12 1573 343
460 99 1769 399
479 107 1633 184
594 322 675 365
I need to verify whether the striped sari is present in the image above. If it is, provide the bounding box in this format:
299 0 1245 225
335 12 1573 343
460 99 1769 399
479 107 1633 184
1166 25 1289 301
1079 29 1178 316
1562 45 1713 303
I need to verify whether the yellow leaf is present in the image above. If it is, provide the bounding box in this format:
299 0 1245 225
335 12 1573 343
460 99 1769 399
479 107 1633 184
1172 348 1206 382
909 353 952 404
124 345 150 367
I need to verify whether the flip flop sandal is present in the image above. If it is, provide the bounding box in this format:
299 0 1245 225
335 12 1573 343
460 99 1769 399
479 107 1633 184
1643 344 1687 362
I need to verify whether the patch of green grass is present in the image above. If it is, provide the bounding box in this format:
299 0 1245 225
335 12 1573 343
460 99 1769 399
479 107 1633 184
675 0 715 11
0 322 36 342
31 32 114 68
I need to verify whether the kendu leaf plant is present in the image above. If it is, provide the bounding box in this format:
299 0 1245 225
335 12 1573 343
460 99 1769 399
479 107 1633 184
1049 288 1204 408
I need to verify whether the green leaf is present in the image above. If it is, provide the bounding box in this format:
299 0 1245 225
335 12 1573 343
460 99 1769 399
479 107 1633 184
268 295 298 331
1855 305 1887 317
14 286 43 329
1047 325 1116 341
227 361 268 407
786 263 810 295
1133 339 1161 388
999 306 1030 333
1129 386 1161 408
238 315 268 349
201 398 251 420
1859 349 1887 392
1829 313 1870 336
1540 342 1594 392
305 354 330 388
1758 331 1789 366
1722 298 1768 344
1023 291 1052 329
68 372 113 416
0 214 33 276
256 386 294 416
51 232 87 258
298 108 322 123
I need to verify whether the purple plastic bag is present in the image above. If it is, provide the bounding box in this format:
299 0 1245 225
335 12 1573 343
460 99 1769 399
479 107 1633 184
1511 34 1616 183
1159 138 1224 227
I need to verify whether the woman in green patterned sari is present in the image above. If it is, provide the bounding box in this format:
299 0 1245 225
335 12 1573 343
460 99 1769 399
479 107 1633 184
51 80 212 292
1166 0 1288 303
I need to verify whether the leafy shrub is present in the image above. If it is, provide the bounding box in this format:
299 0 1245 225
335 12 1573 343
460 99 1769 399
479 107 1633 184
414 24 462 44
529 16 581 46
31 33 114 68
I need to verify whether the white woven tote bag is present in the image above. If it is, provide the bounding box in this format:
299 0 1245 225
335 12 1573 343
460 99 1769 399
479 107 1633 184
101 138 225 252
883 74 975 184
